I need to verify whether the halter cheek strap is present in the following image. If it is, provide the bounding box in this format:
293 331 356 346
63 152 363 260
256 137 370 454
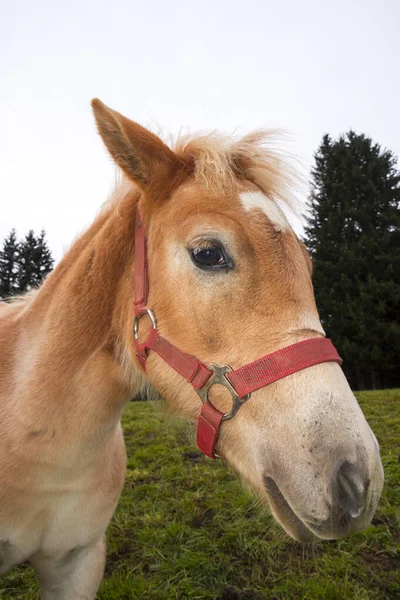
133 210 342 459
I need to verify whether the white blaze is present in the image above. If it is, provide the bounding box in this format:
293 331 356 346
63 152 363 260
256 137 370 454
240 191 289 232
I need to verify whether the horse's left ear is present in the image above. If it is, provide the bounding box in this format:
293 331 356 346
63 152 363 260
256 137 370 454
91 99 180 190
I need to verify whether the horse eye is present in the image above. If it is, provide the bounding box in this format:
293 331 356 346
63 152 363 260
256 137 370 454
190 244 230 270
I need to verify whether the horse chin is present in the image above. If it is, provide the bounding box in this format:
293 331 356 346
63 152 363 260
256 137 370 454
263 477 317 543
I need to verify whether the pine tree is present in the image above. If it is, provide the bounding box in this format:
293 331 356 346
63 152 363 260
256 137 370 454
36 229 54 283
304 132 400 390
0 229 20 299
17 230 54 293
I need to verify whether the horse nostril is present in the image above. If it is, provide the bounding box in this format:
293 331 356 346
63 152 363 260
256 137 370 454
332 461 369 519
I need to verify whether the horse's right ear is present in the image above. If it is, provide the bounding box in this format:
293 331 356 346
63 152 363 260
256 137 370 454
91 99 179 189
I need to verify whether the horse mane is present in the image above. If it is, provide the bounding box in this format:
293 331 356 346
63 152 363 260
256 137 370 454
106 129 303 222
173 129 302 218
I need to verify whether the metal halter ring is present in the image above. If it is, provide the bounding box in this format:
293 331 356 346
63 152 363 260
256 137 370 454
196 364 251 421
133 309 157 339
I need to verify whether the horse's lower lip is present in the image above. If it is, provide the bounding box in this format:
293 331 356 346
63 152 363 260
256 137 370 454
263 476 316 542
263 475 374 541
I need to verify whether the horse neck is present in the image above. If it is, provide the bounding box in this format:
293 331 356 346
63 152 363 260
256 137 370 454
14 189 146 442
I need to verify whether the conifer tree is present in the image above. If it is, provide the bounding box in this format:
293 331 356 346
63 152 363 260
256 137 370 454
36 229 54 283
304 132 400 390
17 230 54 293
0 229 20 299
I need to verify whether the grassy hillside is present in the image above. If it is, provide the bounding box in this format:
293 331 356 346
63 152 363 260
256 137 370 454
1 389 399 599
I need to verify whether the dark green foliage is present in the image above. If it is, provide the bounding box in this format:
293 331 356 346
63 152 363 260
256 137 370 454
304 132 400 389
1 391 399 599
17 229 54 294
0 229 19 299
0 229 54 299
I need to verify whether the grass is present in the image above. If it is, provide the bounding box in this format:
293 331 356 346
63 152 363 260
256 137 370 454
1 389 399 599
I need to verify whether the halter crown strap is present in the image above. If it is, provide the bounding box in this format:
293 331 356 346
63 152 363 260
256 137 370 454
133 209 342 459
134 212 148 312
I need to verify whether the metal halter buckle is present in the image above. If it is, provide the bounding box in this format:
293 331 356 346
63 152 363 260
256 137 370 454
195 364 251 421
133 309 157 339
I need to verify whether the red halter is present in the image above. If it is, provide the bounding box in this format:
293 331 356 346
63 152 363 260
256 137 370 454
133 210 342 459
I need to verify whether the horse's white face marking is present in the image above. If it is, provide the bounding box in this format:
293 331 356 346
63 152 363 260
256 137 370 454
239 191 289 232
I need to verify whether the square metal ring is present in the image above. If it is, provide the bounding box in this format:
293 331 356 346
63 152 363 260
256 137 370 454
195 364 250 420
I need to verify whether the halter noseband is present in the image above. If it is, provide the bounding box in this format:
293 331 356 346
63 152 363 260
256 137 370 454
133 210 342 459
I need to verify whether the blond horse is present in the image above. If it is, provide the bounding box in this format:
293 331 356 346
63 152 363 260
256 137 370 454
0 100 383 599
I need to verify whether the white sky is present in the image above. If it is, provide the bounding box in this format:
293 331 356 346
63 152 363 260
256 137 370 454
1 0 399 260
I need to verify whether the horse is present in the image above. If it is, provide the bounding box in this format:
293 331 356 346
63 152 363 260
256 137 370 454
0 99 384 599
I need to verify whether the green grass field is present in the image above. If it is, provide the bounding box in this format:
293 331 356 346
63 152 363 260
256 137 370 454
1 390 399 599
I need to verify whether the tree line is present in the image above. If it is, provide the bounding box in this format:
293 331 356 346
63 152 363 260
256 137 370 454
304 131 399 390
1 130 399 390
0 229 54 298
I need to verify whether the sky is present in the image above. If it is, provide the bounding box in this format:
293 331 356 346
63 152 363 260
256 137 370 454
1 0 399 261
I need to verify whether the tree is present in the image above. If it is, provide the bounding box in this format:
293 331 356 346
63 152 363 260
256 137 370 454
17 230 54 293
304 131 400 390
0 229 20 299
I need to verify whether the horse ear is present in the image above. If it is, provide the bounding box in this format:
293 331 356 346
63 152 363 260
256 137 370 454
91 99 179 188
